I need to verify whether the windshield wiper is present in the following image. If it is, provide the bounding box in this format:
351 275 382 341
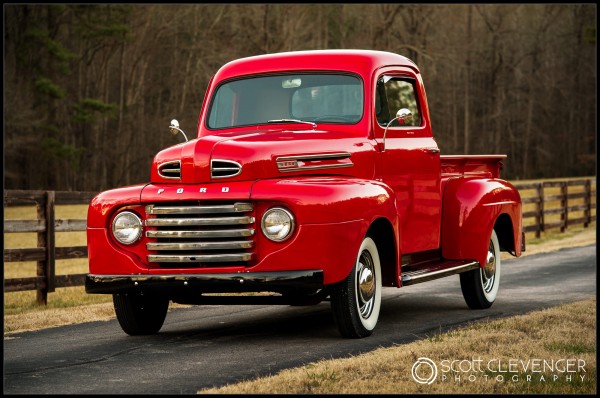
267 119 317 130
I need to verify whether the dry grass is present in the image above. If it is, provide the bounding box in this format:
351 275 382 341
3 302 116 337
199 298 596 394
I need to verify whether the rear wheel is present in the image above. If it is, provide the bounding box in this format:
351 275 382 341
460 229 501 309
330 236 382 338
113 293 169 335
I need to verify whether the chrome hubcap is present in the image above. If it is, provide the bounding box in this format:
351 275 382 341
481 241 496 293
357 250 376 319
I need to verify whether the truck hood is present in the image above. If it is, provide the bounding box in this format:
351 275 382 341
150 128 376 184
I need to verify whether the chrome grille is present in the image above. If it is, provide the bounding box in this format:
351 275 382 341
211 159 242 179
145 202 254 267
158 161 181 180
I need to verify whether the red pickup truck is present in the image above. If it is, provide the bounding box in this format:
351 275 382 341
86 50 524 338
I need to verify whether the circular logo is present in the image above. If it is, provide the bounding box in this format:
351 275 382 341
412 357 438 384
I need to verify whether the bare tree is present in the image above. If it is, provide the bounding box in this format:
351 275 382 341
3 4 596 190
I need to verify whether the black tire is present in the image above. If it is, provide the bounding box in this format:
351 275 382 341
330 236 382 338
113 293 169 335
460 229 502 309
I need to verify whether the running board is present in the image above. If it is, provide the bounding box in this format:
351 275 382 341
401 260 479 286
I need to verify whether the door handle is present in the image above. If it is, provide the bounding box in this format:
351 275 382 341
423 147 440 154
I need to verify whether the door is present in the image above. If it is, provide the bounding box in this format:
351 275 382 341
375 72 441 254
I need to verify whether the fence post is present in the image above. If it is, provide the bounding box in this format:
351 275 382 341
584 179 591 228
560 181 568 232
535 182 544 238
35 191 56 305
36 193 48 304
46 191 56 294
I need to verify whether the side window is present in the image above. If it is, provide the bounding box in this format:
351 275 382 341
376 76 421 127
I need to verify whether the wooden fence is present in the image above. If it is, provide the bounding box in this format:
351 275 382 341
514 179 596 238
3 190 97 304
3 178 597 304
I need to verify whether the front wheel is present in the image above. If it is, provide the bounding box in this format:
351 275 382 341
460 229 502 309
330 236 382 338
113 293 169 335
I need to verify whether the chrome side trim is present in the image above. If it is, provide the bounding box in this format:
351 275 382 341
277 152 351 162
146 229 255 239
148 253 253 263
146 216 254 227
146 202 252 215
278 163 354 173
276 152 353 173
147 241 253 251
157 160 182 180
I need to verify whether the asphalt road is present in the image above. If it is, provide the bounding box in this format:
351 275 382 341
3 245 596 394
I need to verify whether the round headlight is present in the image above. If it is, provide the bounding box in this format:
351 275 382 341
112 211 143 245
261 207 295 242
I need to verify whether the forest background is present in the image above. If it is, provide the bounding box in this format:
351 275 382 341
3 4 596 192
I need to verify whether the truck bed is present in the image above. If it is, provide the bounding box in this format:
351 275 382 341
440 155 506 179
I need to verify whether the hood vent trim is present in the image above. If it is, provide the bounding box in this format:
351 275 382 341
276 152 353 173
158 160 182 180
212 159 242 179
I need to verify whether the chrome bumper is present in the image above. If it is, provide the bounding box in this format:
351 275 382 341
85 270 324 295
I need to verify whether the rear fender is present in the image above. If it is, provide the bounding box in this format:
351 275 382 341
441 178 522 267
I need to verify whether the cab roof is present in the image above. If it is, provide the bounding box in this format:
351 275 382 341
213 50 419 81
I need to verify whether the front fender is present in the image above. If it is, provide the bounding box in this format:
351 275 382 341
251 177 398 225
251 177 398 284
441 178 522 267
87 184 148 228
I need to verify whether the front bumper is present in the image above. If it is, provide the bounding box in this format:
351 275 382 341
85 270 324 295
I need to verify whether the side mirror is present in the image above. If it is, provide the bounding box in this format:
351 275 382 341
169 119 188 142
396 108 413 126
382 108 413 152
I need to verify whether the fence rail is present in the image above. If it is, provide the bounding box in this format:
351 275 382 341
3 178 596 304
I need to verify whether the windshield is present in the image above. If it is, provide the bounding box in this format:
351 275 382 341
207 74 363 129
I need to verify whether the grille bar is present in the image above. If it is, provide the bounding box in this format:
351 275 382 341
147 241 253 251
146 216 254 227
146 202 252 215
148 253 253 263
146 229 255 239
